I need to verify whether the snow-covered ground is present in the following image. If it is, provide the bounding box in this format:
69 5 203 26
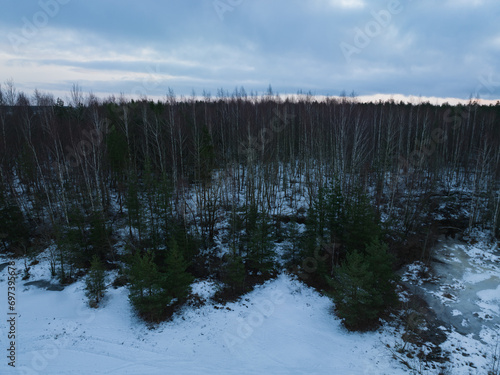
2 233 500 374
0 254 407 375
401 234 500 374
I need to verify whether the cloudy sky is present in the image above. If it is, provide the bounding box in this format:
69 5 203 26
0 0 499 102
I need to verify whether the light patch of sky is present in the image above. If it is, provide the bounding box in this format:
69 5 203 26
329 0 366 9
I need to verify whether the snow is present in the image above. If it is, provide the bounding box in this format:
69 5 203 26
0 258 407 375
477 285 500 316
3 229 500 374
400 237 500 374
190 279 218 300
463 271 494 284
477 285 500 303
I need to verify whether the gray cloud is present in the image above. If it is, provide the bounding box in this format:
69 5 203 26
1 0 499 100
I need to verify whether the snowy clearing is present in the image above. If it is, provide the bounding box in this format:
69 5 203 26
0 256 407 375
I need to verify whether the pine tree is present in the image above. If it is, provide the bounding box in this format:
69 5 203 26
85 255 106 308
157 172 173 243
89 211 110 263
308 186 328 241
300 182 384 286
227 205 243 257
106 121 129 211
164 239 193 303
54 226 74 284
283 219 302 267
143 159 161 250
106 124 128 175
0 187 29 252
169 219 200 272
198 125 216 184
126 174 142 241
342 189 381 253
127 250 169 322
331 249 375 330
301 183 345 278
245 205 274 273
58 206 85 272
325 182 345 244
496 215 500 239
225 254 246 294
364 239 399 308
330 239 398 331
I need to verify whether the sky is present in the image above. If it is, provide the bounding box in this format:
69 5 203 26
0 0 499 103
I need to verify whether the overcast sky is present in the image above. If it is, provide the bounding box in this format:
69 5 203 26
1 0 499 102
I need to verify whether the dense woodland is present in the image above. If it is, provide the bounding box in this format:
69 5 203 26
1 82 499 329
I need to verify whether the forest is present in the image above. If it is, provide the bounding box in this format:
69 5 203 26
1 82 499 329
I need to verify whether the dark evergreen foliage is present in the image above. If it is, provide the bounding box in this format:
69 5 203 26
126 240 194 322
330 239 398 331
302 182 381 281
224 255 246 294
127 250 169 322
85 255 106 308
244 205 275 273
163 239 193 302
0 201 29 251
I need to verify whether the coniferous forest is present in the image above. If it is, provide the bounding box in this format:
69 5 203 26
1 84 499 329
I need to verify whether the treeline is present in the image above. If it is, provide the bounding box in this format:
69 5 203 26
1 83 499 327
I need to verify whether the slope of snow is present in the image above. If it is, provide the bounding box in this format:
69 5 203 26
0 257 406 375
